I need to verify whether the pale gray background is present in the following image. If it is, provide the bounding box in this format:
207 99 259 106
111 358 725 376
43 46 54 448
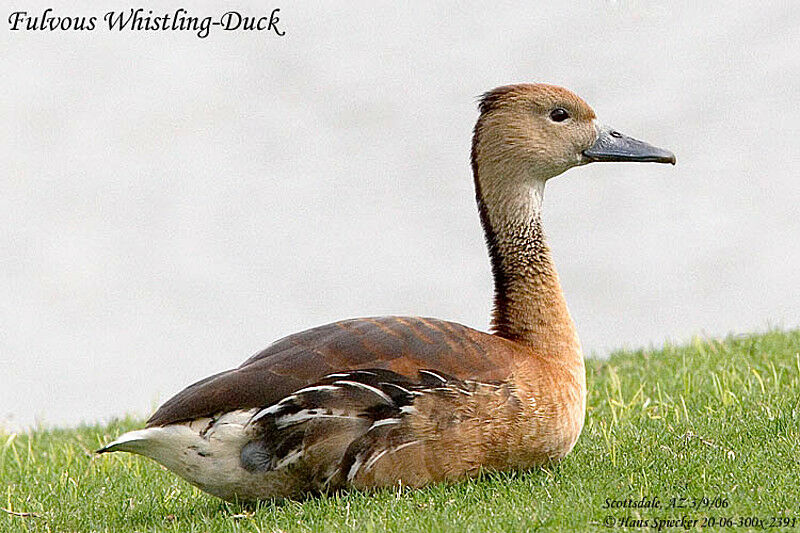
2 1 798 430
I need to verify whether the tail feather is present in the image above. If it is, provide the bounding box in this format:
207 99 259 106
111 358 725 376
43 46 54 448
95 411 264 501
96 428 160 455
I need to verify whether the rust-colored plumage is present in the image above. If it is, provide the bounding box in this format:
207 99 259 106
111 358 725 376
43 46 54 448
146 317 517 427
98 84 675 502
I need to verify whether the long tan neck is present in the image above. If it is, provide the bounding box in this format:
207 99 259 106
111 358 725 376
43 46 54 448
473 164 580 359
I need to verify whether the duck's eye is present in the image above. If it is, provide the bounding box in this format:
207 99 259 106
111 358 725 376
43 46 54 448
549 107 570 122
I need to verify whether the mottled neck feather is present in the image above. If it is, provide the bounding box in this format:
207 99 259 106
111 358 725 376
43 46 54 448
472 135 580 358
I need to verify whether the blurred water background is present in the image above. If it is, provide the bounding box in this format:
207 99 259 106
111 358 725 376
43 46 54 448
2 1 799 430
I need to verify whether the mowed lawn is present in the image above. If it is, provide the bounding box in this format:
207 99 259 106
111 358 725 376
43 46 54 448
2 329 799 532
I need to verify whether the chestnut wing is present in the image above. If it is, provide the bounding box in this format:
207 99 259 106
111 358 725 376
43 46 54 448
146 316 514 427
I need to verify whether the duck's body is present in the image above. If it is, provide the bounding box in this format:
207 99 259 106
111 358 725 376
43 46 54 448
102 316 584 501
99 84 674 501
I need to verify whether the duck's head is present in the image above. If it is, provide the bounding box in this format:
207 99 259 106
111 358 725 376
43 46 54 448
472 83 675 184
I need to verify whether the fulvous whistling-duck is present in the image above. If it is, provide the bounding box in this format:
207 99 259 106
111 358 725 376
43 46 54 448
98 84 675 501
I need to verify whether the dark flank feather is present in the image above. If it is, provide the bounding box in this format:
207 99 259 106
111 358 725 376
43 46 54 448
238 368 499 493
147 317 517 428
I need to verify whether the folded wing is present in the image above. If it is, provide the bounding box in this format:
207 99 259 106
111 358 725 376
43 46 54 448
147 316 516 427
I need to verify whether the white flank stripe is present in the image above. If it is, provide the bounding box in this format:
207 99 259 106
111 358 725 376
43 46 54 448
293 384 340 396
363 448 389 472
368 418 401 431
347 454 365 481
350 440 421 480
250 407 278 424
276 411 358 428
251 385 340 424
419 370 447 384
273 448 304 469
380 382 413 395
390 441 419 454
333 380 393 405
275 409 319 427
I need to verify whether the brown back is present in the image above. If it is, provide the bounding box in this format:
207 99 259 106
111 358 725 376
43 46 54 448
147 316 518 427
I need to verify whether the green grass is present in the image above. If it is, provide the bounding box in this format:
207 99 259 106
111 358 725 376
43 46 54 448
3 329 800 532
